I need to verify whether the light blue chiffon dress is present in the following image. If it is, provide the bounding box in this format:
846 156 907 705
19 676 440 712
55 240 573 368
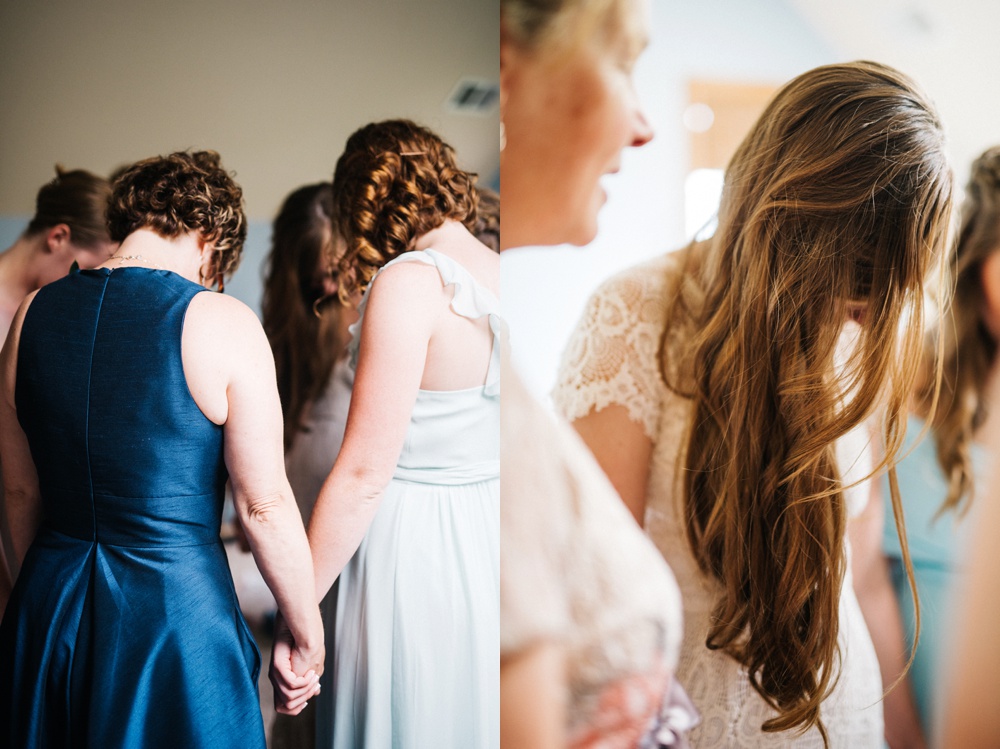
881 414 986 739
315 249 500 749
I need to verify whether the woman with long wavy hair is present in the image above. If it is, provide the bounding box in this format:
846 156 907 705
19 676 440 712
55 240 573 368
871 146 1000 741
268 120 500 748
553 61 954 747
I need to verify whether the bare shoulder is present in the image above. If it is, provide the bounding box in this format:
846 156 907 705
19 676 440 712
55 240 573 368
181 292 273 424
366 260 450 314
185 291 267 349
182 291 273 385
436 239 499 297
186 290 261 328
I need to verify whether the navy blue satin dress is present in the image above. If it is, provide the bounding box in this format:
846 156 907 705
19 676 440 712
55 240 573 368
0 268 265 749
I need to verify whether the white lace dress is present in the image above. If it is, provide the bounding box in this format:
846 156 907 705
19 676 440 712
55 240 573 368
502 356 694 748
553 252 884 748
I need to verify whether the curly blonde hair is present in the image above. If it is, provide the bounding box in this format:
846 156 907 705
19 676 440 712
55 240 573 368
667 61 954 742
331 120 478 302
108 150 247 281
917 146 1000 514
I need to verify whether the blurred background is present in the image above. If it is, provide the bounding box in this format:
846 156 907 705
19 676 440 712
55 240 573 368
0 0 499 312
503 0 1000 401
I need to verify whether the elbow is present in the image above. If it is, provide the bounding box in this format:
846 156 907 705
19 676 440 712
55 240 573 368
345 465 392 505
239 491 291 530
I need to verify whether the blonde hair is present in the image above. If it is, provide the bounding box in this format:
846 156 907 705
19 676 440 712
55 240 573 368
917 146 1000 513
501 0 624 53
667 61 954 741
500 0 635 63
331 119 478 302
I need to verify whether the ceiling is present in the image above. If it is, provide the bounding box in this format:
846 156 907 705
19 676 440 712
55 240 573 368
787 0 1000 182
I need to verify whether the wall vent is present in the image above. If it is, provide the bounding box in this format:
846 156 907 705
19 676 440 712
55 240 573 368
445 78 499 115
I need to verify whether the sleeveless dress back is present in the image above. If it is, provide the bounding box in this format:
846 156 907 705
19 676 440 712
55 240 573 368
316 249 500 749
0 267 264 749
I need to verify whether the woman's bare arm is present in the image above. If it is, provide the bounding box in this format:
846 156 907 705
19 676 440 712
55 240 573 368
571 404 654 527
307 263 441 600
501 642 566 749
850 477 927 749
184 293 324 707
0 293 41 570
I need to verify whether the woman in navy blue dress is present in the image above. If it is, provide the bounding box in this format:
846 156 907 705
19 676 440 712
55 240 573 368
0 151 324 748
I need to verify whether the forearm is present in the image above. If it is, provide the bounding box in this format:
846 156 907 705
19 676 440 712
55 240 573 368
238 487 323 650
500 643 567 749
307 467 389 602
855 559 927 748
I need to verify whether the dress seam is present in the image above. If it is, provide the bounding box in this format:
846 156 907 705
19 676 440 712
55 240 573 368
84 273 111 543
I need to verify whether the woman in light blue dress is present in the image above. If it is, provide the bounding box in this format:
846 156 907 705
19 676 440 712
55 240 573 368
268 120 499 749
881 145 1000 740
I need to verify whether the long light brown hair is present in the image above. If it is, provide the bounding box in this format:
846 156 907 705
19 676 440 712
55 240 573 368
667 61 954 740
261 183 342 451
916 147 1000 513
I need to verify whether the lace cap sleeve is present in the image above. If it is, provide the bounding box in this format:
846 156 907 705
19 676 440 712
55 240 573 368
553 256 676 440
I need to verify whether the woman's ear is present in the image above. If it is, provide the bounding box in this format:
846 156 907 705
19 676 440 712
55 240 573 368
44 224 72 257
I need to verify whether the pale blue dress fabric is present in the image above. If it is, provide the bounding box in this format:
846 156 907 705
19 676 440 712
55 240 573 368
315 249 500 749
881 414 986 739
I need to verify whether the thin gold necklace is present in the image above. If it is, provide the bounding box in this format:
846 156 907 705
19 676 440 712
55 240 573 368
110 253 164 270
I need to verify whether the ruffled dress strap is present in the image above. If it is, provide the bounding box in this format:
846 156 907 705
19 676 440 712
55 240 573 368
347 249 503 397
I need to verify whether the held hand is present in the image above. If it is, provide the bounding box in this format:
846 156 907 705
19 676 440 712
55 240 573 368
269 611 324 715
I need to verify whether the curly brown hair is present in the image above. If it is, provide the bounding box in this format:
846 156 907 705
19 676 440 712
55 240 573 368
331 119 479 301
474 186 500 252
25 166 112 247
108 150 247 281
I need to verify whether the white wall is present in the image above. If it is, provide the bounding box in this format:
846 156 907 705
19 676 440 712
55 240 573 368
0 0 499 219
501 0 836 401
0 0 499 316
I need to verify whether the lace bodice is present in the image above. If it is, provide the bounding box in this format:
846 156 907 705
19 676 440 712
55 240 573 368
553 252 884 747
502 357 689 747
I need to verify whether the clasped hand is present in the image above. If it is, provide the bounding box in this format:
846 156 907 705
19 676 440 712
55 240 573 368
268 610 325 715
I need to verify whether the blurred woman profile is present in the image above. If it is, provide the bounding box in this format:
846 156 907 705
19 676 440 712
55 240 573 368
268 120 500 749
0 166 116 619
874 146 1000 742
553 61 954 746
0 151 324 748
500 0 693 746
